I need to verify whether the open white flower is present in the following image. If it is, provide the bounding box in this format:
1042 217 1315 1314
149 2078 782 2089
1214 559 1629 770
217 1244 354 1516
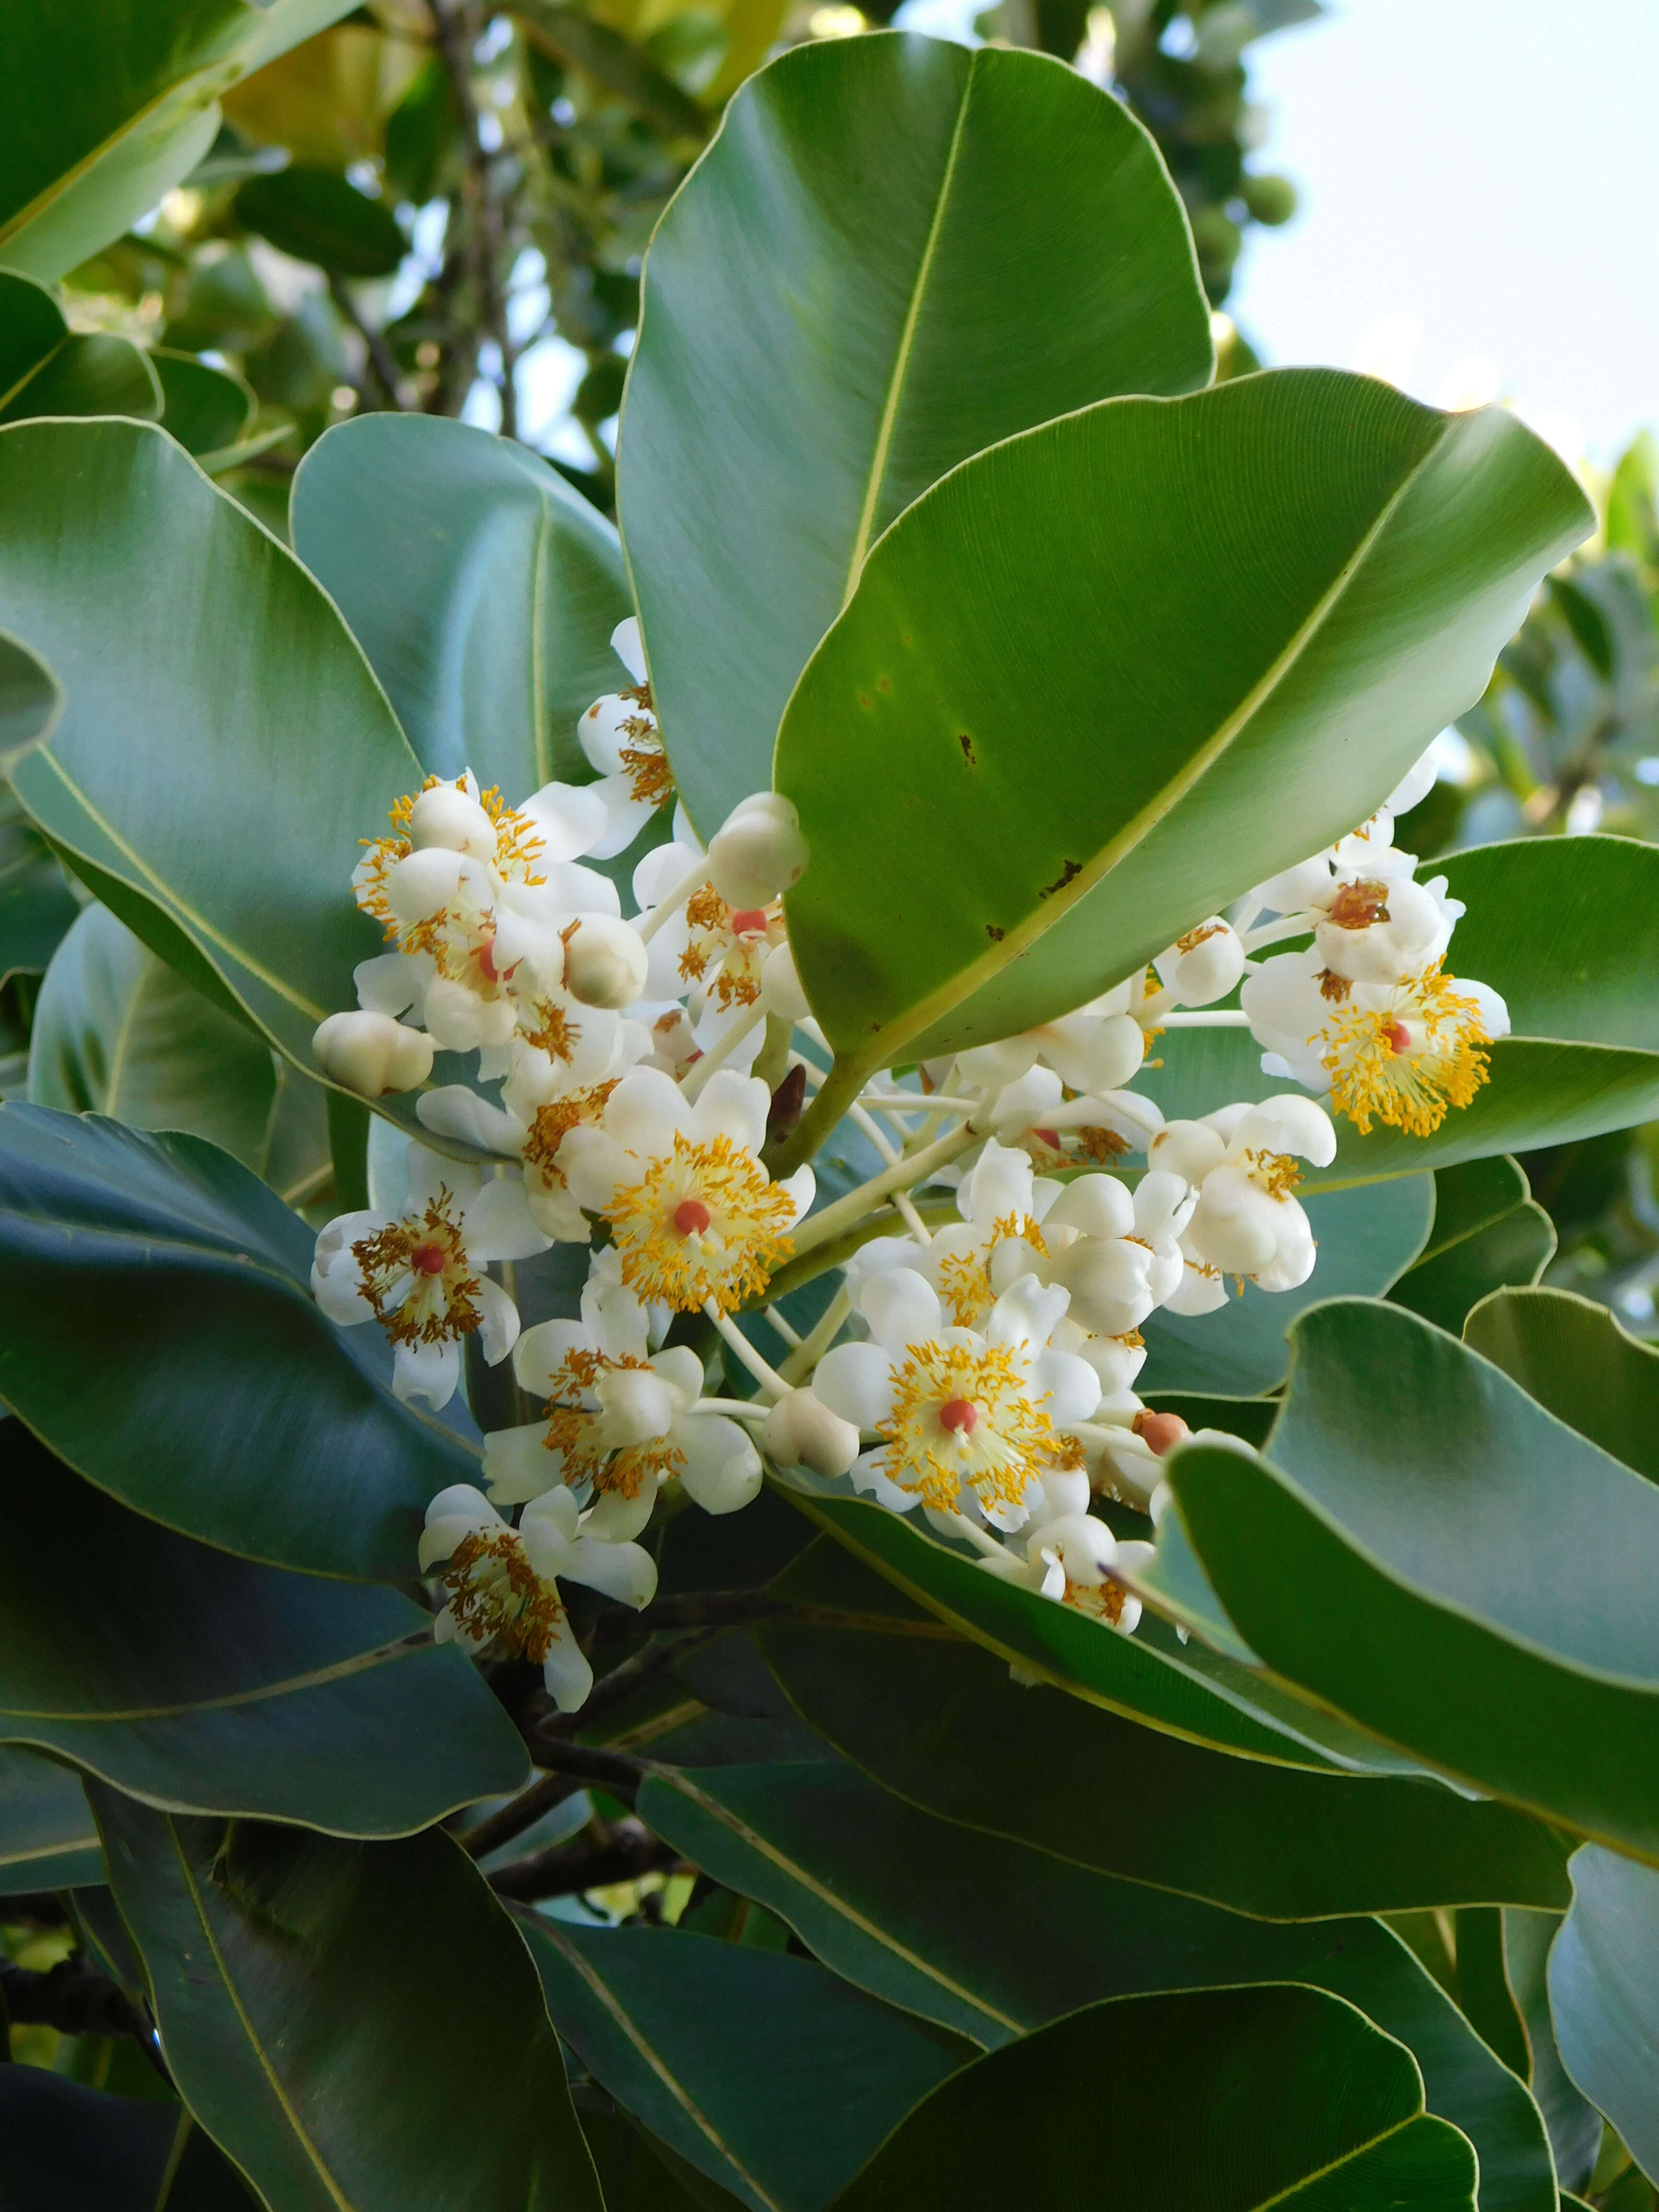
311 1143 549 1407
634 837 790 1016
482 1250 761 1535
1150 1096 1335 1300
558 1067 814 1310
575 617 675 858
956 985 1147 1100
979 1508 1155 1633
1242 951 1507 1137
813 1269 1101 1528
419 1483 656 1712
1305 852 1461 988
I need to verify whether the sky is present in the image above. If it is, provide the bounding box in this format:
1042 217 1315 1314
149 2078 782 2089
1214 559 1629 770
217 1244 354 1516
1226 0 1659 468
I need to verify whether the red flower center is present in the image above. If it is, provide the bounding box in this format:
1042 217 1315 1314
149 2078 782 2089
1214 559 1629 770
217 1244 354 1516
410 1242 448 1275
1385 1019 1412 1056
673 1198 712 1236
728 908 769 937
939 1398 978 1434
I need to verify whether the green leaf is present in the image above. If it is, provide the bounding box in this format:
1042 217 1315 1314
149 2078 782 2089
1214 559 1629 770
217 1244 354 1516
1318 838 1659 1186
581 2110 744 2212
1548 1848 1659 2188
234 165 407 278
781 1496 1427 1777
0 1105 475 1578
0 1425 525 1830
758 1542 1571 1920
291 415 633 797
523 1917 968 2212
1168 1298 1659 1859
829 1985 1476 2211
1465 1286 1659 1484
0 1 361 283
775 379 1587 1094
641 1757 1556 2209
1142 1171 1433 1395
1506 1906 1605 2195
92 1794 601 2212
0 623 60 768
0 788 78 987
0 1743 102 1893
0 2072 253 2212
621 31 1213 832
1389 1156 1555 1334
0 270 161 424
0 418 420 1071
29 903 329 1202
150 348 254 458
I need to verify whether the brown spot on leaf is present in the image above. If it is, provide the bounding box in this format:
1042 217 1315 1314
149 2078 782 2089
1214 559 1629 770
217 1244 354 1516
985 924 1005 942
959 733 977 767
1040 860 1082 899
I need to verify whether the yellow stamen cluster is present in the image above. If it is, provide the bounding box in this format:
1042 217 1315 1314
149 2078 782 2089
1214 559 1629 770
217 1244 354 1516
1242 1149 1302 1200
1062 1575 1130 1627
352 1195 481 1345
936 1213 1047 1328
540 1348 685 1498
522 1082 618 1182
521 998 582 1064
604 1133 797 1312
876 1340 1060 1516
677 884 779 1010
353 775 544 939
441 1528 562 1663
1174 921 1226 953
618 686 674 812
1322 965 1491 1138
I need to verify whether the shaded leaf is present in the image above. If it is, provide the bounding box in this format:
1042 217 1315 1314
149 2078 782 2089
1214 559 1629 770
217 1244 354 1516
0 1426 525 1832
1548 1848 1659 2188
1390 1156 1555 1334
1466 1285 1659 1484
0 1743 101 1894
235 164 407 277
1506 1905 1605 2195
94 1794 600 2212
150 348 255 457
622 31 1212 830
0 788 78 987
0 270 161 425
0 2071 252 2211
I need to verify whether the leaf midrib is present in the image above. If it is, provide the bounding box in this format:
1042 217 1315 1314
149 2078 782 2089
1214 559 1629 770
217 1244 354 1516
0 1629 431 1723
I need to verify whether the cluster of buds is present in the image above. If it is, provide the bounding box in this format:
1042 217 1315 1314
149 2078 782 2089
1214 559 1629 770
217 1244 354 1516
308 673 1489 1706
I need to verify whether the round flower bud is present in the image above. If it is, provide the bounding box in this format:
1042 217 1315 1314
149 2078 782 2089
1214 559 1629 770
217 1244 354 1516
707 793 810 908
386 845 471 927
1154 919 1245 1008
760 1387 861 1479
312 1010 434 1097
759 941 811 1021
408 782 497 862
562 914 649 1009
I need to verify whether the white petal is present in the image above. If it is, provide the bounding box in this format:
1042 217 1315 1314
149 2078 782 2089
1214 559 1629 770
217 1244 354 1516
521 1483 581 1544
514 1317 593 1395
1033 1348 1104 1427
563 1534 658 1608
675 1412 764 1515
1229 1094 1336 1169
354 949 427 1018
542 1615 595 1714
1044 1172 1135 1240
776 1163 816 1228
985 1273 1068 1352
518 780 608 861
605 1067 692 1154
814 1342 896 1431
394 1338 460 1408
611 615 647 684
689 1069 771 1153
649 1345 706 1407
481 1423 562 1504
416 1085 525 1155
464 1173 554 1262
859 1266 943 1352
475 1276 521 1366
850 1448 921 1511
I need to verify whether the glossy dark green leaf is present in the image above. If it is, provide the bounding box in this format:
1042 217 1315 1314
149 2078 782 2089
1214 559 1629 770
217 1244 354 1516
1169 1298 1659 1859
292 414 633 797
0 624 60 769
1506 1906 1605 2195
0 2072 253 2212
1466 1286 1659 1484
0 419 421 1071
581 2110 743 2212
1390 1156 1555 1334
622 31 1213 830
524 1918 967 2212
0 788 78 986
150 348 254 458
1142 1171 1433 1395
640 1757 1554 2209
93 1795 600 2212
783 1493 1425 1776
0 1106 474 1578
29 904 330 1204
758 1543 1569 1920
0 1427 524 1831
0 1743 101 1893
235 165 407 277
776 378 1587 1094
1548 1848 1659 2187
0 271 161 425
830 1986 1477 2211
0 1 359 283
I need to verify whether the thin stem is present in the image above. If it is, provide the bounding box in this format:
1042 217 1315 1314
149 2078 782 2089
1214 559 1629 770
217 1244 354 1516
1241 912 1314 952
785 1122 979 1260
857 1094 980 1112
890 1188 933 1242
847 1100 899 1165
462 1770 585 1860
635 857 707 945
1157 1010 1252 1027
705 1302 790 1399
693 1395 770 1420
761 1303 802 1347
938 1506 1010 1561
681 1000 764 1100
490 1827 679 1903
1231 893 1264 937
326 276 407 409
778 1282 851 1385
431 0 517 438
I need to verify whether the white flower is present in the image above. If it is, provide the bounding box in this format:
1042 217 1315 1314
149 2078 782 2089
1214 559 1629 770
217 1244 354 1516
419 1483 655 1713
704 792 810 909
575 618 675 859
759 1387 861 1478
633 837 790 1017
311 1143 549 1407
1150 1096 1335 1296
482 1250 762 1536
956 985 1147 1098
1153 919 1246 1007
558 1067 815 1310
1242 952 1508 1138
1306 853 1461 987
1387 743 1441 817
813 1268 1101 1529
980 1510 1156 1633
312 1009 433 1097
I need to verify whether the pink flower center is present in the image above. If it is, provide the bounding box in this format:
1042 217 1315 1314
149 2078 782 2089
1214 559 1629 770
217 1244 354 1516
729 908 769 937
409 1242 448 1275
939 1398 978 1434
1385 1019 1411 1056
673 1198 712 1236
1032 1128 1061 1151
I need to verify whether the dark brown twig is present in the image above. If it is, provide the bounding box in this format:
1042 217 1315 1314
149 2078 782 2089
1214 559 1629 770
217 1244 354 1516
489 1826 679 1902
326 275 407 410
1 1958 168 2079
431 0 517 437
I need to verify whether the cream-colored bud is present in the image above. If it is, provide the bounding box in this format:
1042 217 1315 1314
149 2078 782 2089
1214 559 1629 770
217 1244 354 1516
760 1387 861 1478
707 793 809 908
312 1010 434 1096
386 845 470 926
561 914 648 1009
759 941 810 1021
408 782 497 862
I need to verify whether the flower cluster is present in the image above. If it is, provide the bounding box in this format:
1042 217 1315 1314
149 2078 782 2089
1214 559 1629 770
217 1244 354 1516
310 664 1487 1707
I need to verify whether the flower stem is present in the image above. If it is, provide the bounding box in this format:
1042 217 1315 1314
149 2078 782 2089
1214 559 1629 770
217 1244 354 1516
778 1283 852 1385
704 1301 790 1399
680 1000 764 1100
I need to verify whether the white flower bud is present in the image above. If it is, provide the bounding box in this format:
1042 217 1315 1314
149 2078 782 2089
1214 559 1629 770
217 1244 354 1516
386 845 471 926
561 914 649 1009
759 941 811 1022
408 782 497 862
312 1010 434 1096
707 793 809 908
1154 919 1245 1007
760 1387 862 1478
